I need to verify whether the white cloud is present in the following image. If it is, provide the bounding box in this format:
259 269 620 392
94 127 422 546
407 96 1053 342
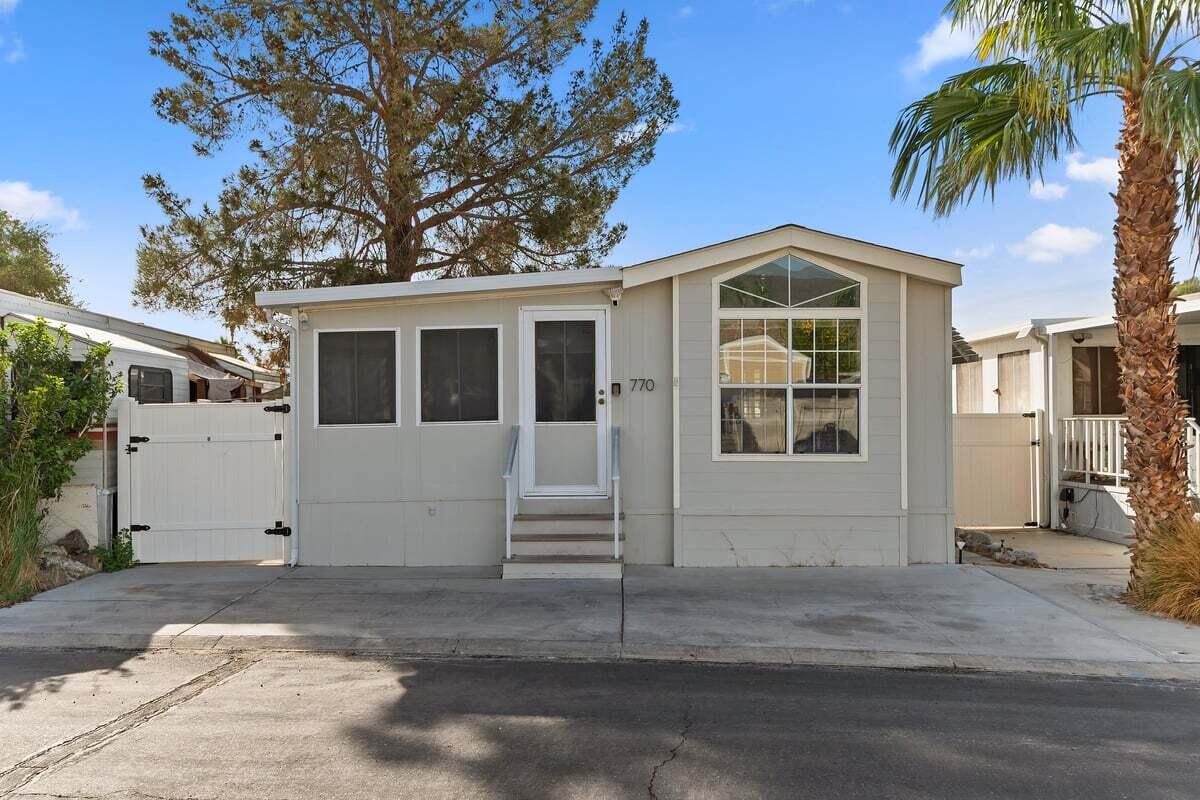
953 244 995 261
1 34 23 63
677 5 694 18
0 181 82 229
1030 180 1068 201
665 121 693 134
0 0 18 15
1066 153 1119 186
904 17 977 78
1009 223 1102 263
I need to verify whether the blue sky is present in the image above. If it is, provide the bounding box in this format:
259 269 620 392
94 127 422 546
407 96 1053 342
0 0 1158 342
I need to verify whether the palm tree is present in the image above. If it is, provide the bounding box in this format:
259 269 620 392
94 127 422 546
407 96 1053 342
890 1 1200 591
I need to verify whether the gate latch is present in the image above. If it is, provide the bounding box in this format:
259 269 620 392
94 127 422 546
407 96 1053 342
265 522 292 537
1030 439 1041 447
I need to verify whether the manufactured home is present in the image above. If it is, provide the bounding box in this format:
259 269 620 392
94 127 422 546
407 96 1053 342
954 294 1200 543
256 225 962 577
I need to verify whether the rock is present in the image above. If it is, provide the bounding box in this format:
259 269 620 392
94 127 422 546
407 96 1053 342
56 529 90 556
1008 549 1041 567
38 545 98 581
958 530 993 548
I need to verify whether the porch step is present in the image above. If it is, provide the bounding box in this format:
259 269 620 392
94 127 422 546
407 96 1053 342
502 555 623 580
511 532 624 557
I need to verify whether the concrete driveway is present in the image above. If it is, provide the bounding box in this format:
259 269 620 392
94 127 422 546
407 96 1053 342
1 562 1198 679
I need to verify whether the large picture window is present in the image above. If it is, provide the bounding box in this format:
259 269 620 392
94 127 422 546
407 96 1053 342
317 330 397 426
715 255 864 457
419 327 501 423
1072 346 1123 416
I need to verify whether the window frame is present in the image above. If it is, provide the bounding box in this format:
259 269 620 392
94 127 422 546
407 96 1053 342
709 251 869 462
311 327 402 429
128 365 174 405
415 324 504 426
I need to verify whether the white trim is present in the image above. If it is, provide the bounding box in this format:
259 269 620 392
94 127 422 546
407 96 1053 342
899 273 908 510
944 289 956 564
518 306 610 498
709 251 869 462
414 324 504 426
672 275 681 511
311 327 402 429
622 225 962 289
899 274 909 566
259 267 623 309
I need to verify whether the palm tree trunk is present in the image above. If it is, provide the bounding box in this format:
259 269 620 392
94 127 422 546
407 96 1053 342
1112 92 1188 590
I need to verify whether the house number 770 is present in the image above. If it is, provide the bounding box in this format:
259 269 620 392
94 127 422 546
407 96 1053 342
630 378 656 391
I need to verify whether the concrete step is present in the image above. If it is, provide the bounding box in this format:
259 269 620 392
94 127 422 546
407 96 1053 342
511 533 624 557
518 498 613 516
512 513 624 537
501 555 623 580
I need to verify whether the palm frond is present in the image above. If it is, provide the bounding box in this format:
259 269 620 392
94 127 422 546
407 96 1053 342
1146 64 1200 259
890 61 1077 215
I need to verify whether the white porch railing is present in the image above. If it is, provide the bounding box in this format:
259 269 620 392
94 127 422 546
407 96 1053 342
502 425 520 559
611 427 622 560
1060 415 1200 495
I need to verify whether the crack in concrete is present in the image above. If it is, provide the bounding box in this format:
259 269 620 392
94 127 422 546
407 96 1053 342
0 655 257 798
647 702 692 800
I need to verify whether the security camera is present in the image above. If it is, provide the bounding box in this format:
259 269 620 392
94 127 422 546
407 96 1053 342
605 287 624 308
1071 331 1091 344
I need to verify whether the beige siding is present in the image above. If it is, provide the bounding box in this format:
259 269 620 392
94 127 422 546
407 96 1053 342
954 361 983 413
997 349 1031 413
295 282 673 566
674 251 952 567
906 278 954 563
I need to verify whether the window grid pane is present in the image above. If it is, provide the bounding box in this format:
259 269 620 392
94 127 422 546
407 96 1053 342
318 331 396 425
719 316 862 456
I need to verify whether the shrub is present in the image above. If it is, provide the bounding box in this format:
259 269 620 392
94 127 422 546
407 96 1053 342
93 528 135 573
0 319 119 603
1128 514 1200 624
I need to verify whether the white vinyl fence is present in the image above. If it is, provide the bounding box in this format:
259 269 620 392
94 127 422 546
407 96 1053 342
953 412 1042 528
117 397 291 563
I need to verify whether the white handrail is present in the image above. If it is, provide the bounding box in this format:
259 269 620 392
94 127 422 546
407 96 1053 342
611 427 621 560
502 425 520 560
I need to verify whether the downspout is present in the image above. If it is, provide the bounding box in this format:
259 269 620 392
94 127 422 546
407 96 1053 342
1022 324 1053 529
270 310 301 566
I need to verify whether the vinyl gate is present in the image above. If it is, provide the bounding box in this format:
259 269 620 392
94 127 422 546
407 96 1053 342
953 412 1043 528
117 397 291 563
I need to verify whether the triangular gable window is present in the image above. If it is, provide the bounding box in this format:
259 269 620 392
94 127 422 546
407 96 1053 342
719 254 860 309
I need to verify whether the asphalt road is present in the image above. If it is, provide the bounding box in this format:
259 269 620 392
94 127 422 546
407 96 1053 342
1 649 1198 799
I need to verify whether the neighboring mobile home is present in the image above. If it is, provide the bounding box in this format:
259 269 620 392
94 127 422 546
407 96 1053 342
257 225 962 576
955 293 1200 544
0 288 278 547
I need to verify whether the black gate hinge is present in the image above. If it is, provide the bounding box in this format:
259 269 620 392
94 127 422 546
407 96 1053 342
1030 439 1041 447
1021 412 1037 418
129 435 149 443
264 403 291 414
130 524 151 532
265 521 292 537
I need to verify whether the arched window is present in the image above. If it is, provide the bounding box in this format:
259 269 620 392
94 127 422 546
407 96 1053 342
715 255 865 458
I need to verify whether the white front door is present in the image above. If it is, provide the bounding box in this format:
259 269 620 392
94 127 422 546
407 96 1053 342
519 307 609 497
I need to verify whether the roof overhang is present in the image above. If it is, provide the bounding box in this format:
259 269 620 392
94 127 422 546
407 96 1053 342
257 268 624 310
620 224 962 289
256 225 962 312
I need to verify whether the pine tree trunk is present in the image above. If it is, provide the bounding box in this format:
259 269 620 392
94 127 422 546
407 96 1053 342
1112 93 1187 591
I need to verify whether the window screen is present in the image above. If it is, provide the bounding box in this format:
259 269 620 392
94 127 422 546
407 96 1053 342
128 366 173 404
420 328 500 422
318 331 396 425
